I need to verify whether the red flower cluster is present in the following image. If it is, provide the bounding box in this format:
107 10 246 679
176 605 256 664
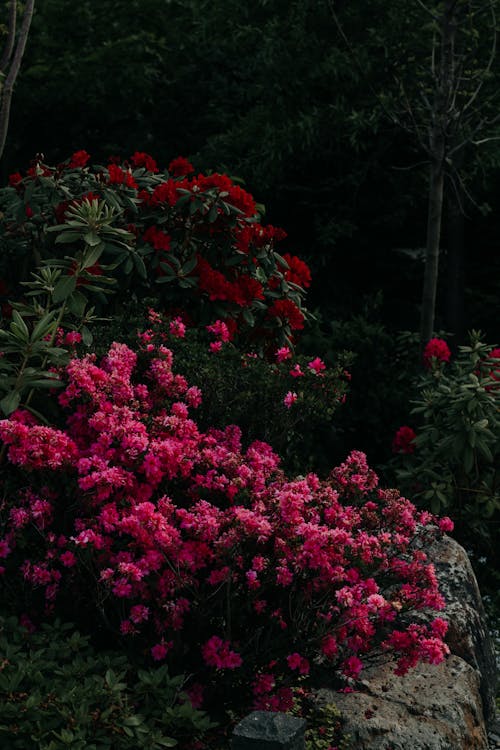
392 425 417 454
107 163 138 189
131 151 159 173
1 151 310 349
69 150 90 169
423 338 451 369
268 299 305 330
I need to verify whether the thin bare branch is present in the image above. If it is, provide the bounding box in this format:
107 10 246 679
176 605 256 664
0 0 35 161
455 2 497 123
327 0 401 127
415 0 440 20
0 0 17 74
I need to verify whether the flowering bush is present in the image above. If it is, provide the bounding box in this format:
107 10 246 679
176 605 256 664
91 306 352 474
390 332 500 554
0 151 311 351
0 335 452 715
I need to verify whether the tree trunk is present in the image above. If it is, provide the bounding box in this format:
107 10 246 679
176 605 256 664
420 160 445 345
0 0 35 162
445 180 466 342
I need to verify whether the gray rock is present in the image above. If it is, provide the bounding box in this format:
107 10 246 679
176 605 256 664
232 711 306 750
316 656 488 750
312 535 497 750
428 535 497 723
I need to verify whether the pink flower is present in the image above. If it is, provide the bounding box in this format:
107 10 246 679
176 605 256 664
169 317 186 338
438 517 454 533
392 425 417 454
321 634 338 660
275 347 292 363
64 331 82 346
202 636 242 670
151 642 170 661
209 341 223 354
283 391 298 408
289 364 304 378
286 652 310 675
308 357 326 374
342 655 363 679
206 319 231 342
59 551 77 568
423 338 451 368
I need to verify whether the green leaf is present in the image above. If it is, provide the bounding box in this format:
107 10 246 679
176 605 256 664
83 232 101 247
81 326 93 346
123 715 144 727
180 255 197 275
55 231 81 245
11 311 30 341
31 311 57 342
133 253 147 279
0 390 21 415
66 291 88 317
82 244 104 269
53 275 77 303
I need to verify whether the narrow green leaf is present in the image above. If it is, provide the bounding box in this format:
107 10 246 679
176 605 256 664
53 275 77 303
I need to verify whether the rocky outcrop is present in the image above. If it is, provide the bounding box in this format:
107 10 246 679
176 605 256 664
314 535 497 750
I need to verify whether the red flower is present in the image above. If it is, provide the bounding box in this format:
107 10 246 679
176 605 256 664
392 426 417 454
281 253 311 289
268 299 305 330
150 180 179 207
69 150 90 169
143 226 171 252
423 338 451 369
107 164 138 189
168 156 194 177
130 151 159 173
8 172 23 188
235 276 264 305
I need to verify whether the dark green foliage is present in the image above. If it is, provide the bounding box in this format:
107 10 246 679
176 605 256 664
0 616 213 750
389 333 500 557
301 303 420 466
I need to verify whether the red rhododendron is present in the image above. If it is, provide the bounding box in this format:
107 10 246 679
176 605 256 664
168 156 194 177
131 151 159 173
423 338 451 368
392 425 417 454
69 150 90 168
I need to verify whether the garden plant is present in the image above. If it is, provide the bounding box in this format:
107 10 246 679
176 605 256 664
0 152 469 749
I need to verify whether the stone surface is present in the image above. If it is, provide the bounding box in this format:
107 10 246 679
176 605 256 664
232 711 306 750
312 535 497 750
428 534 497 723
316 656 488 750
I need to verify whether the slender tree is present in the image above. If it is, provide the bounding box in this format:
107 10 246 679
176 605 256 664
0 0 35 162
331 0 500 344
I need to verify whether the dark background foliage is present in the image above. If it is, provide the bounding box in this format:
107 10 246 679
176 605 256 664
3 0 499 344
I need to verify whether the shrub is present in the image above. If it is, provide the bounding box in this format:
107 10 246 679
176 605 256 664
91 305 353 474
301 307 420 466
389 332 500 555
0 152 311 351
0 334 452 717
0 615 212 749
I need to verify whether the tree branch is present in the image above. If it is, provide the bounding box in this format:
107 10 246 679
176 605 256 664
0 0 35 162
0 0 17 75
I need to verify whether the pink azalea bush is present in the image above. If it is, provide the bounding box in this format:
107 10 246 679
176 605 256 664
0 332 452 713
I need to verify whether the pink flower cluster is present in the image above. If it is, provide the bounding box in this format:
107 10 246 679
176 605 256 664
0 338 452 710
